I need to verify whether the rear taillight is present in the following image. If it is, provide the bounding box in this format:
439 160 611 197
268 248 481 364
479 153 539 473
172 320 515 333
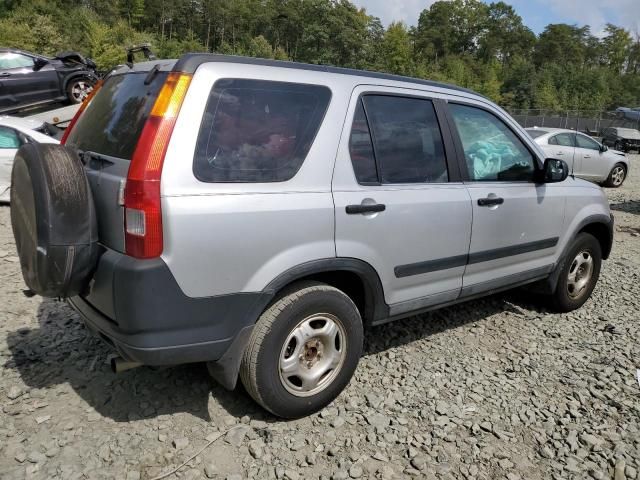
124 72 192 259
60 80 103 144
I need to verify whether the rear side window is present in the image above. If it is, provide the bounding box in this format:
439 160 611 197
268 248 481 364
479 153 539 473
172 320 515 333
348 95 448 184
0 126 21 149
65 72 168 159
193 79 331 183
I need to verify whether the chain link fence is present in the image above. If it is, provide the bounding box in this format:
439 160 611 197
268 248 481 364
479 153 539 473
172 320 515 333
508 109 640 137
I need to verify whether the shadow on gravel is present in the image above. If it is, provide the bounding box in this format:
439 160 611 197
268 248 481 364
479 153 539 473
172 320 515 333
611 200 640 215
5 299 266 423
5 291 546 423
363 289 547 356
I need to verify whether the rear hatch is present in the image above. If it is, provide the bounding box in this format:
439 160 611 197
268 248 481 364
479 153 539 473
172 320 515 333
63 66 171 252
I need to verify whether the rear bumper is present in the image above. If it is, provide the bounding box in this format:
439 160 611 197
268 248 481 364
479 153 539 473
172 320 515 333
68 249 272 367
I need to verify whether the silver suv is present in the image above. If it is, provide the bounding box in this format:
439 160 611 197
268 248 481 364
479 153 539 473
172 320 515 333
10 55 614 418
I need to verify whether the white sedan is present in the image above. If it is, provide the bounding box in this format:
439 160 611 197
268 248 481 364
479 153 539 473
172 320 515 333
0 116 60 202
527 127 629 188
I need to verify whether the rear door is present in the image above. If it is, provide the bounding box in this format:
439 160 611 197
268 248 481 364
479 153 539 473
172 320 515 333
333 87 472 314
446 102 565 296
63 70 170 252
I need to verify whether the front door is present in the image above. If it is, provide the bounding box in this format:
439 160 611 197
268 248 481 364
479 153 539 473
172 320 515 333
333 88 472 315
447 102 565 296
0 52 59 111
575 133 609 181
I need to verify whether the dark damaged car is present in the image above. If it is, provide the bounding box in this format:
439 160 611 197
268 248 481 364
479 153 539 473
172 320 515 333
0 48 99 114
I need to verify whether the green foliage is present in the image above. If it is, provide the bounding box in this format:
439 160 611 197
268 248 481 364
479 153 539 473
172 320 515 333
0 0 638 110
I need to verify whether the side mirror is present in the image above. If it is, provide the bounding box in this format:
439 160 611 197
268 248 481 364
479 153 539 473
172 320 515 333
600 144 608 152
33 58 48 70
537 158 569 183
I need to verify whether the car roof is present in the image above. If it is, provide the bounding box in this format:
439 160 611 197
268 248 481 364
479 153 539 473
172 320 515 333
525 127 582 135
114 53 486 101
0 115 45 131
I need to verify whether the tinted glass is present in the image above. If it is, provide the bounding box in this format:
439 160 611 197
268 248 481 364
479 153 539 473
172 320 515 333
450 104 535 182
362 95 448 183
526 129 548 139
0 53 33 69
575 134 600 150
348 100 377 183
549 133 575 147
65 72 168 159
194 79 331 183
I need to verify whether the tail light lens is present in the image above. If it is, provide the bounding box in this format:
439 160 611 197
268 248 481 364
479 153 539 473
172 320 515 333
60 80 103 144
124 72 192 259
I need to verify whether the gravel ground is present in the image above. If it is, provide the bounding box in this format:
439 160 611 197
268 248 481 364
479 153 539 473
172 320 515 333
1 158 639 480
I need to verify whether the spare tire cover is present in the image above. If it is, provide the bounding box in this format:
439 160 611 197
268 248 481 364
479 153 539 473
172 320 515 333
10 143 98 298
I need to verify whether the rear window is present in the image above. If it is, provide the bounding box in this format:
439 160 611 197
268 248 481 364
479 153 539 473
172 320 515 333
65 72 168 159
193 79 331 183
526 129 548 139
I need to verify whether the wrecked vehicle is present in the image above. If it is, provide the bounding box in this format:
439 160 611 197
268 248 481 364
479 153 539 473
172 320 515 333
0 48 99 114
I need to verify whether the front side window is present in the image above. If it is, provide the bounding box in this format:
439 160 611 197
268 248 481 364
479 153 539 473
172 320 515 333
549 133 575 147
449 104 535 182
575 134 600 151
348 95 448 184
194 79 331 183
0 126 21 149
0 52 33 69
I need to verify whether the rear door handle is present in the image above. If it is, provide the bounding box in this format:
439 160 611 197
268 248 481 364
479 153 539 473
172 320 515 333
0 72 10 77
555 152 564 155
584 155 591 158
477 197 504 207
346 203 386 214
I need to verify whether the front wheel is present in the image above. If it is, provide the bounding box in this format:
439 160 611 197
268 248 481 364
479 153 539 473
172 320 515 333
66 77 95 104
240 282 363 418
548 233 602 312
604 163 626 188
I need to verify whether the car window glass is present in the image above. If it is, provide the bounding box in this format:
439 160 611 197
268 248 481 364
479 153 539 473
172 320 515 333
526 129 547 139
449 104 535 181
348 100 378 183
0 126 21 149
575 134 600 150
194 79 331 183
0 52 33 69
361 95 448 184
549 133 574 147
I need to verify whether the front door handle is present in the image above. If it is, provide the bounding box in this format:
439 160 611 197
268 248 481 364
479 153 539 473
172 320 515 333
584 155 591 158
346 203 386 214
477 197 504 207
0 72 10 77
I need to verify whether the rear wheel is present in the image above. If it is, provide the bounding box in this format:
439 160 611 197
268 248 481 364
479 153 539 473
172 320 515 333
67 77 95 104
240 282 363 418
604 163 626 188
548 233 601 312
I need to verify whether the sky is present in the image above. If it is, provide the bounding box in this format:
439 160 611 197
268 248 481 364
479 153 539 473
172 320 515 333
351 0 640 36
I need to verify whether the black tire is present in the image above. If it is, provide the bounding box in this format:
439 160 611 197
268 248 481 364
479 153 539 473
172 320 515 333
604 162 626 188
239 281 363 419
10 143 98 298
66 76 95 104
548 233 601 313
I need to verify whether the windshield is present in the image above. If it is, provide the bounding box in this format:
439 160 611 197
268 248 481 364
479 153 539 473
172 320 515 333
526 129 548 139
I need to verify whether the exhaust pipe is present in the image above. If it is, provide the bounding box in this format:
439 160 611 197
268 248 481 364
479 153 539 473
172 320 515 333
111 357 142 373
